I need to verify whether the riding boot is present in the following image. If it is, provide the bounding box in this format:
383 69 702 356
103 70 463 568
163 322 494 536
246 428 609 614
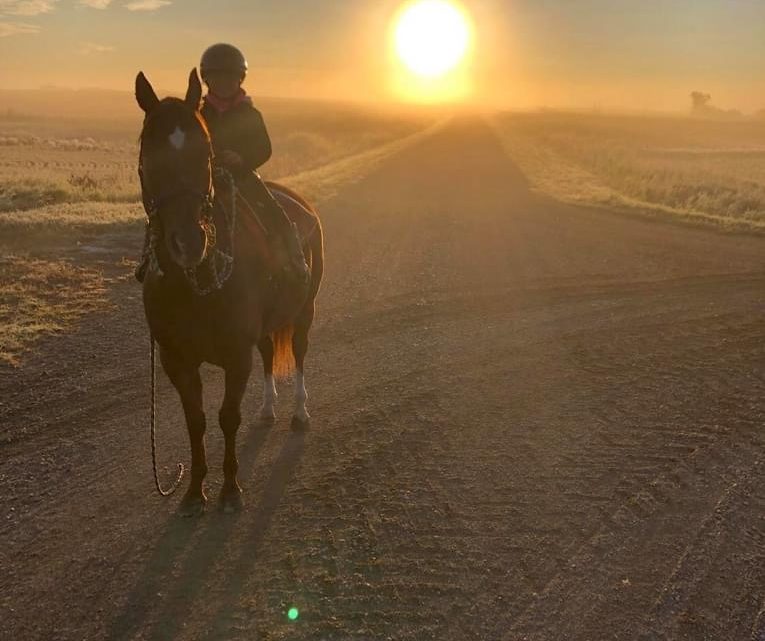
246 174 310 284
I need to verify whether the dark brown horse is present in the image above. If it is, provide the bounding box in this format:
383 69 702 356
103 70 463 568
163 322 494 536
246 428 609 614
135 69 323 515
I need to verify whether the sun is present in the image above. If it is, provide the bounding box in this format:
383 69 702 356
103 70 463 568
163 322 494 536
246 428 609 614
393 0 473 79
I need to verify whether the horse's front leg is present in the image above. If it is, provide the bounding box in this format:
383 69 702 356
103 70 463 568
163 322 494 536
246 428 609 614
160 350 207 517
219 350 253 513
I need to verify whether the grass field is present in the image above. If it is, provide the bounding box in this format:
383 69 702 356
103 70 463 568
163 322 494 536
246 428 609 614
0 99 434 214
491 112 765 232
0 97 440 364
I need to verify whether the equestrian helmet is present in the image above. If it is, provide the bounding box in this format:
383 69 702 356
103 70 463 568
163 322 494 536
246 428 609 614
200 43 248 79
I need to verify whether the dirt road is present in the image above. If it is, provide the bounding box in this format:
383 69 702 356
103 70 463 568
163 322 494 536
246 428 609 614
1 118 763 641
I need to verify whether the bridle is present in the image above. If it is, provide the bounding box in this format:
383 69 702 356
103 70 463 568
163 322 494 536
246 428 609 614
138 138 238 297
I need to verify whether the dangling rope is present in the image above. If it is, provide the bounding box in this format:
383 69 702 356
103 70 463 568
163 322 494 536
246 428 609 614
150 333 185 496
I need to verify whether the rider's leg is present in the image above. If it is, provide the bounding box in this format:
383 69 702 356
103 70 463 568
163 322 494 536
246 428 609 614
242 173 309 282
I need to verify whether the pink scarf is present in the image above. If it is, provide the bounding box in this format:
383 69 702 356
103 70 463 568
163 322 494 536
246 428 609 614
203 88 253 113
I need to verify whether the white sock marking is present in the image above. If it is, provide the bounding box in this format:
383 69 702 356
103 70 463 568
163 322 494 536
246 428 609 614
294 372 310 422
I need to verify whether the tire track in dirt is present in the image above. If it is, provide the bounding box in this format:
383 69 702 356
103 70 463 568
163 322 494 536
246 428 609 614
639 457 765 641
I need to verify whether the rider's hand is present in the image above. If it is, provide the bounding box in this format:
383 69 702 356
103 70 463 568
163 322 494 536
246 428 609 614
220 150 243 168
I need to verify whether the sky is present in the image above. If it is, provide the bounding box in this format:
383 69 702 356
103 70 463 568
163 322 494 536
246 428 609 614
1 0 765 112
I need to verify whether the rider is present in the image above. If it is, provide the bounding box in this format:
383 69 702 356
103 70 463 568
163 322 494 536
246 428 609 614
136 43 309 284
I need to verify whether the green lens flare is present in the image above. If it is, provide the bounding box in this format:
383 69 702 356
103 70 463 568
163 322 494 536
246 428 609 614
288 607 299 621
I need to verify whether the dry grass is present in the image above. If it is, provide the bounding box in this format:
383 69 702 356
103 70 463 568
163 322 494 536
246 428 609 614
0 255 111 366
0 202 144 231
0 117 140 212
0 118 445 238
0 102 434 214
490 112 765 232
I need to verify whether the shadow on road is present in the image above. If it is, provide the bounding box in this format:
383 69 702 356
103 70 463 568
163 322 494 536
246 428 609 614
104 417 306 640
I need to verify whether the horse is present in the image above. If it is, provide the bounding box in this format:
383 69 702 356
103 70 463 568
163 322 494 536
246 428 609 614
135 69 324 515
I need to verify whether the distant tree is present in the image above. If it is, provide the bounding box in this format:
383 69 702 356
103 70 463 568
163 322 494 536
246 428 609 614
690 91 712 112
689 91 743 120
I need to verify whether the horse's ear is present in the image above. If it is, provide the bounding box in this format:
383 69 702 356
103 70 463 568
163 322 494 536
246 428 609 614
135 72 160 113
185 68 202 111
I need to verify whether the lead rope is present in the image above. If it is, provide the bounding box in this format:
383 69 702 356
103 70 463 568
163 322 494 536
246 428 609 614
150 333 185 496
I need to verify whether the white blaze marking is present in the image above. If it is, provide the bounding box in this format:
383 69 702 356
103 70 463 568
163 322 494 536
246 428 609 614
169 126 186 150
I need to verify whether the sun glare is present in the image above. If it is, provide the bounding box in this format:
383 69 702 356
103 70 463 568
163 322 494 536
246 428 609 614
393 0 472 79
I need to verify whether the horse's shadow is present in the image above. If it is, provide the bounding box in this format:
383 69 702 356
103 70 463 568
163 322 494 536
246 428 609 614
105 418 307 641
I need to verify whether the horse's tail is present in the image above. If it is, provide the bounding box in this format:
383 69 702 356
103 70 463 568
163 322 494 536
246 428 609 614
272 325 295 380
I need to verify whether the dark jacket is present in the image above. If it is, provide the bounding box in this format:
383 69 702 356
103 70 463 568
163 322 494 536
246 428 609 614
201 99 272 176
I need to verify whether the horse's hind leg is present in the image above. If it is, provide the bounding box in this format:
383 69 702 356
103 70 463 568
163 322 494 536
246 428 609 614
257 336 278 421
291 301 315 428
160 351 207 517
219 351 252 513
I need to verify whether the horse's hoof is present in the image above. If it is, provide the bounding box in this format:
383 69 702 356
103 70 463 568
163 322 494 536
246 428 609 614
178 491 207 518
291 415 310 431
219 487 243 514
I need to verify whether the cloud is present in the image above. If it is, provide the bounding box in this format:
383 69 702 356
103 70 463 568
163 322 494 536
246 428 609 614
0 1 58 16
0 20 39 35
79 41 115 54
78 0 112 7
124 0 170 10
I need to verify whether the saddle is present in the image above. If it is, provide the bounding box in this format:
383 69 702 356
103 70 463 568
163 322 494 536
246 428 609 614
227 178 317 277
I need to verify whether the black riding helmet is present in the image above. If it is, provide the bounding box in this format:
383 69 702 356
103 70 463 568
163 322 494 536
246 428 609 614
200 43 248 80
